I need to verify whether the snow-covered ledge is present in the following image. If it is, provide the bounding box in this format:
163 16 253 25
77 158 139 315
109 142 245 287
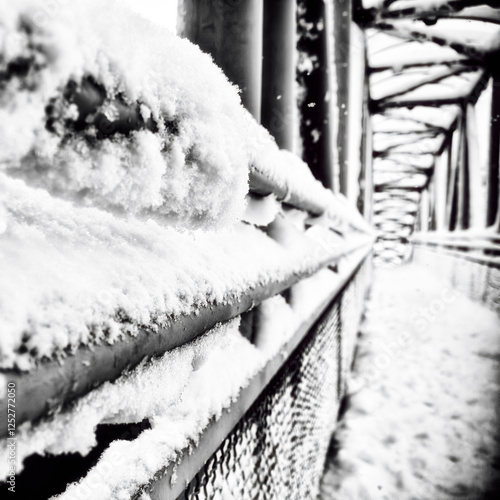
0 3 374 498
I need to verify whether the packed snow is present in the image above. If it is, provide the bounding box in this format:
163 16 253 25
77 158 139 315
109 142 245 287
0 0 359 231
0 0 252 228
0 173 359 370
0 320 267 498
320 264 500 499
0 0 369 369
0 264 346 498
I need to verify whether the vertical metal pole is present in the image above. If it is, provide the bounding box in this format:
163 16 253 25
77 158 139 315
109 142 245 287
178 0 263 122
177 1 218 56
446 127 460 230
349 22 367 207
488 73 500 228
261 0 296 150
433 147 449 231
457 110 471 230
219 0 263 122
334 0 351 196
465 102 481 228
420 189 430 232
358 82 373 222
428 176 437 231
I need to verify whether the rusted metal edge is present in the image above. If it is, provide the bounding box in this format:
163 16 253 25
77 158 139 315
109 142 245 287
141 246 372 500
0 237 373 436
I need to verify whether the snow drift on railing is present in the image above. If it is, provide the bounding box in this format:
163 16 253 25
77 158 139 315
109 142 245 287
0 173 351 370
0 265 344 497
0 0 371 371
0 0 246 228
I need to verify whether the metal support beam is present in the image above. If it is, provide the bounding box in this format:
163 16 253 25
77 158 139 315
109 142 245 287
457 109 471 229
179 0 263 121
334 0 352 196
446 125 461 230
261 0 296 150
420 189 430 232
358 94 373 222
434 147 450 230
487 72 500 227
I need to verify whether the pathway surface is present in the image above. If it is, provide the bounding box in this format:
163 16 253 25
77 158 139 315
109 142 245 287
320 264 500 500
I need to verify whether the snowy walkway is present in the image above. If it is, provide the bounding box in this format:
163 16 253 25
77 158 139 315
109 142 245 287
320 264 500 500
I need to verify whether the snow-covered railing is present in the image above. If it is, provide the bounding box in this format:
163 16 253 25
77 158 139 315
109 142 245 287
146 248 372 499
0 2 374 498
0 219 371 437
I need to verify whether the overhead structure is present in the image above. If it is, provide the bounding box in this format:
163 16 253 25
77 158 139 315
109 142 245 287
354 0 500 265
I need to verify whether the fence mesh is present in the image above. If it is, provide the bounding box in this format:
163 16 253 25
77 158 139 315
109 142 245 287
179 259 370 500
412 246 500 314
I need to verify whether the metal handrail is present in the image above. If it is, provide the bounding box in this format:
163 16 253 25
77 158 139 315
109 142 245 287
144 246 372 500
0 232 373 437
411 231 500 267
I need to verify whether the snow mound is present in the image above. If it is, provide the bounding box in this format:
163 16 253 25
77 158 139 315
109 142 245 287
0 319 268 499
0 0 370 369
0 0 250 228
0 174 339 369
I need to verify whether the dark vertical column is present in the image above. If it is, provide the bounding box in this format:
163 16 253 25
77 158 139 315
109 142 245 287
420 189 430 232
487 73 500 228
178 1 218 57
261 0 296 150
447 128 459 231
219 0 263 121
357 79 373 221
296 0 335 189
457 110 471 230
179 0 263 122
434 144 450 231
429 180 437 231
334 0 351 196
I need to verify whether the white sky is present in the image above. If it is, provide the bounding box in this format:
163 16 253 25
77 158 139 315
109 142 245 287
118 0 178 32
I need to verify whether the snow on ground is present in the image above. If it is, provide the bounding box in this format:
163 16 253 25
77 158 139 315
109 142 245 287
320 264 500 500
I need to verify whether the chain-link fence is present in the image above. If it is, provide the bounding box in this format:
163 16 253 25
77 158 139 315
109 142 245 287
413 246 500 314
178 259 370 500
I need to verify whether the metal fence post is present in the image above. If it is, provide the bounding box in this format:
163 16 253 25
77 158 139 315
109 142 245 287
178 0 263 122
487 73 500 228
261 0 296 150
